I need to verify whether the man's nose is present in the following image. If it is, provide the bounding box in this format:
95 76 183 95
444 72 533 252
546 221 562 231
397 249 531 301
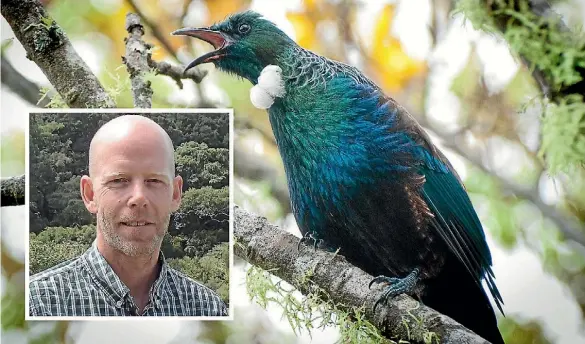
127 181 148 208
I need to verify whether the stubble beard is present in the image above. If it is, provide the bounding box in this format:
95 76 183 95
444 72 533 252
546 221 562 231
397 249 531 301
98 212 169 257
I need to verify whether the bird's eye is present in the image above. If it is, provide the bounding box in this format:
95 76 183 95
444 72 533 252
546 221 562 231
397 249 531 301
238 23 250 34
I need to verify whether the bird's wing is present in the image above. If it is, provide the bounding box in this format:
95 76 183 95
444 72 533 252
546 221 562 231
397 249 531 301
420 164 504 313
383 98 504 312
372 94 502 311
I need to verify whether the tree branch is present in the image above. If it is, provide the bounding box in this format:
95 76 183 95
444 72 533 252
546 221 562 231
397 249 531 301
123 11 208 105
234 207 490 344
124 13 154 108
430 0 453 46
476 0 584 100
124 0 207 88
1 54 50 107
1 175 24 207
147 58 207 88
125 0 177 60
234 145 291 213
1 0 115 108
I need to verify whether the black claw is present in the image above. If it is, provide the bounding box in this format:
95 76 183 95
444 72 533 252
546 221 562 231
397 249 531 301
368 277 379 289
297 237 305 251
298 231 323 251
373 287 394 312
368 275 391 289
373 298 383 312
373 289 391 312
313 238 323 250
297 231 311 251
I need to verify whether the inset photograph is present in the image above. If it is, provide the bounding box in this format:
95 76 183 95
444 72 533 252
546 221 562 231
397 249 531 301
26 109 232 319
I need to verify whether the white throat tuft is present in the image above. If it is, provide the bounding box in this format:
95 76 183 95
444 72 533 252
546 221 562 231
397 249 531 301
250 65 286 109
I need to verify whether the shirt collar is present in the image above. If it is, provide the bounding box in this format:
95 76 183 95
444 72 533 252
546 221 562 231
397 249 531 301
81 241 169 305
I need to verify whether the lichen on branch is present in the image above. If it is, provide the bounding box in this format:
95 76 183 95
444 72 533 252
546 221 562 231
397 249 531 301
234 207 490 344
124 12 154 108
1 0 115 108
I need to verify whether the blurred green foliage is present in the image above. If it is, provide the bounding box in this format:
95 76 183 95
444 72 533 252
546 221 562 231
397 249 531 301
498 317 552 344
456 0 585 174
541 94 585 174
0 130 25 177
1 275 26 331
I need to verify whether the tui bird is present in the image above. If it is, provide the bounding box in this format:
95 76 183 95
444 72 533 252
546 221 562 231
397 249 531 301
173 11 504 343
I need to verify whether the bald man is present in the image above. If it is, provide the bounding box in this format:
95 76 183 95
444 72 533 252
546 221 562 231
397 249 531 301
29 115 228 317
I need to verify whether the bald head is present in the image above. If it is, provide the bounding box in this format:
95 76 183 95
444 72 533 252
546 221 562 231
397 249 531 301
89 115 175 178
82 115 182 258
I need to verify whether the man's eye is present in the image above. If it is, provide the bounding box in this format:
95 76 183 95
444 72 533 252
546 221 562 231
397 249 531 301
147 179 162 183
108 178 128 186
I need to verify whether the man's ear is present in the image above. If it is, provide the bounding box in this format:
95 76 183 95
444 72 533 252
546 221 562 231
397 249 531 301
171 175 183 212
80 175 98 214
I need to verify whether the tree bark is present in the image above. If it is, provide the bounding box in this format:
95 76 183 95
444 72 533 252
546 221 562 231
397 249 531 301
234 207 491 344
1 55 50 106
124 13 154 108
1 0 115 108
147 58 207 89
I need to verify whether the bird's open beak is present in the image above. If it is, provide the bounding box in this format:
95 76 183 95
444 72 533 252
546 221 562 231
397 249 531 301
172 28 230 72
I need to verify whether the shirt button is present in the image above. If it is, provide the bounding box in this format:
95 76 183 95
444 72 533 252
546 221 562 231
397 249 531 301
116 300 123 307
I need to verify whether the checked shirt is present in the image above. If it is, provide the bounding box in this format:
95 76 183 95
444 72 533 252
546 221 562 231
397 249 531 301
29 242 228 317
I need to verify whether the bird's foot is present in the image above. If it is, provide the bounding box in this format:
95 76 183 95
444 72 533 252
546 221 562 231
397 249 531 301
297 231 324 251
369 268 420 311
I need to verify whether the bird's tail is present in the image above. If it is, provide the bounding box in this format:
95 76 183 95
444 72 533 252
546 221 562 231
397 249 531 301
422 257 505 344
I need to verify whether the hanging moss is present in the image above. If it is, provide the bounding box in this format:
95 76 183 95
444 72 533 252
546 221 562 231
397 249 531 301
541 94 585 174
456 0 585 173
245 266 394 343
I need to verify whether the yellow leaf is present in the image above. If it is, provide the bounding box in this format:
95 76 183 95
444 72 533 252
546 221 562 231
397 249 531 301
373 4 394 46
285 0 337 52
370 4 426 92
303 0 318 11
286 12 317 49
204 0 246 24
86 2 133 61
81 0 178 64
